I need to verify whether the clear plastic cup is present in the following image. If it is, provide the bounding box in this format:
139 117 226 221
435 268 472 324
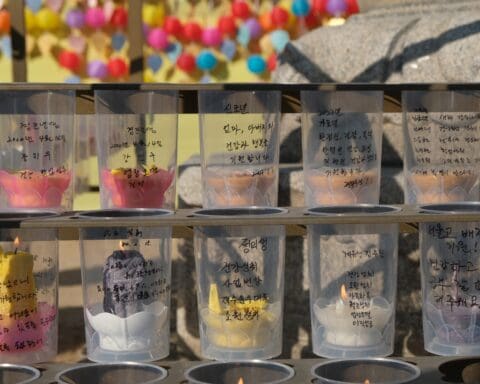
420 203 480 356
78 209 173 362
307 205 399 358
0 90 75 210
193 207 286 360
403 91 480 204
301 91 383 206
0 211 59 364
198 90 281 208
95 90 178 209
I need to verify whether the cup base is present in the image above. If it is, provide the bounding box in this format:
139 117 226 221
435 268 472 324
425 338 480 357
313 340 392 359
87 344 169 363
201 343 281 361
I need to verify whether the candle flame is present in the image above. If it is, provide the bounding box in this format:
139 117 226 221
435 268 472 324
340 284 348 301
14 236 20 247
364 380 370 384
237 378 244 384
119 241 125 250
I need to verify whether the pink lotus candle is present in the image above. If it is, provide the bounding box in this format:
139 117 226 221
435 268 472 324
0 170 71 209
101 166 174 208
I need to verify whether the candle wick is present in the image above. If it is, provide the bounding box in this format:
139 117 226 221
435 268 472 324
14 248 17 254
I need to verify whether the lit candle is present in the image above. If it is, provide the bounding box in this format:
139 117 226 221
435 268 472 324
314 285 393 347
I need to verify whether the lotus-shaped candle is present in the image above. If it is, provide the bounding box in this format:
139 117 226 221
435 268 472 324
0 170 71 208
204 167 276 207
201 284 281 349
86 301 168 352
101 167 174 208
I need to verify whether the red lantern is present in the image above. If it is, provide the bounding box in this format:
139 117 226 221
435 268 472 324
218 15 237 37
231 1 250 19
164 16 183 38
183 21 202 42
0 9 10 34
267 53 277 71
177 52 196 73
346 0 359 14
304 11 318 29
107 58 128 78
110 7 128 28
58 50 81 71
271 6 289 27
312 0 328 14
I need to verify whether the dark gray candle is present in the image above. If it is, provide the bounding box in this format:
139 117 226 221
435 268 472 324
102 249 147 318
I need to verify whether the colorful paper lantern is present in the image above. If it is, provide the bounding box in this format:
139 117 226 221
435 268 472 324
270 29 290 52
292 0 311 17
196 50 217 71
267 53 277 71
218 15 237 37
271 6 289 27
142 4 164 27
0 10 10 35
107 57 128 78
312 0 328 14
85 7 106 29
177 52 196 73
87 60 108 78
259 12 274 32
58 50 81 71
110 7 128 29
25 8 37 32
244 18 262 39
164 16 183 38
327 0 347 15
183 21 202 42
66 9 85 29
346 0 359 14
231 0 251 20
202 27 222 47
247 54 266 74
147 28 169 50
35 8 61 31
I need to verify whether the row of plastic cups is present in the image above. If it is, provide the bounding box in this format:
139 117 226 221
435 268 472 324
4 88 480 212
2 203 480 366
0 358 422 384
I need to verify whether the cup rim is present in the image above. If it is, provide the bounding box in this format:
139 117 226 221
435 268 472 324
311 358 421 384
0 363 41 384
76 208 174 220
306 204 401 216
55 362 168 384
184 360 295 384
420 202 480 215
192 206 288 217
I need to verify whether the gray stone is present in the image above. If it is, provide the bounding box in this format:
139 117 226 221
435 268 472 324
274 0 480 83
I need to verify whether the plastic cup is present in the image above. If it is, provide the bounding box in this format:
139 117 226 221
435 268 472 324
56 363 167 384
0 211 59 364
75 114 94 195
78 209 173 362
185 361 294 384
193 207 286 360
95 90 178 209
403 91 480 204
0 90 75 210
198 90 281 208
420 203 480 356
307 205 399 358
301 91 383 207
